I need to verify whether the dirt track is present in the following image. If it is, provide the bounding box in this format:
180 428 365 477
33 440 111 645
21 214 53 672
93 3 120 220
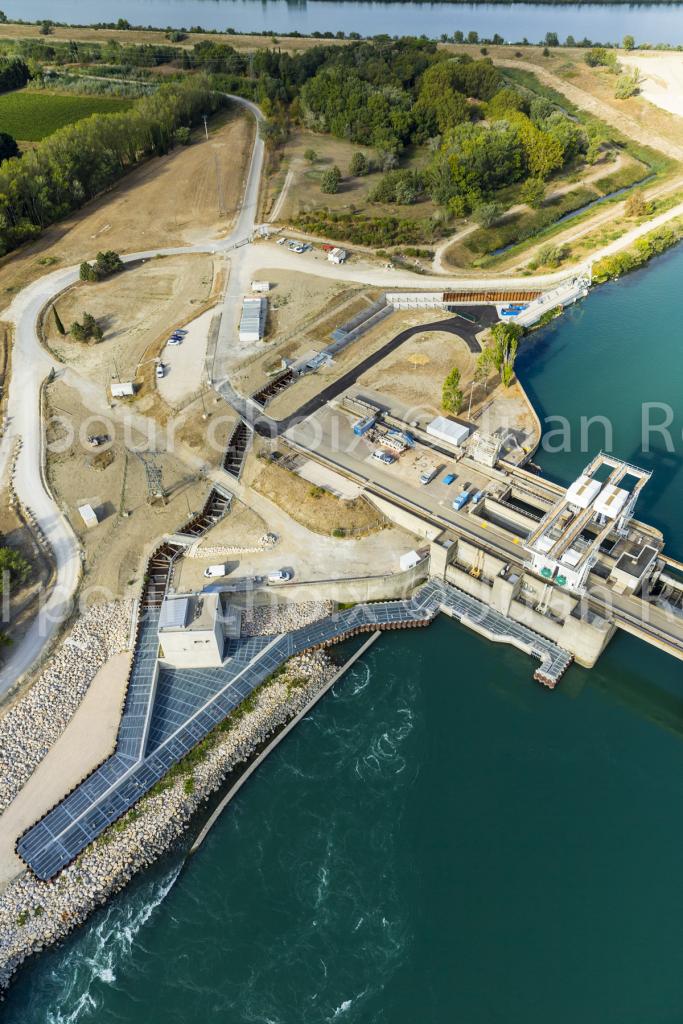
495 58 683 161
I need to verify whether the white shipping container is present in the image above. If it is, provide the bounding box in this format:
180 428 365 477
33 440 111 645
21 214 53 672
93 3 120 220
78 504 99 529
251 280 270 293
110 381 135 398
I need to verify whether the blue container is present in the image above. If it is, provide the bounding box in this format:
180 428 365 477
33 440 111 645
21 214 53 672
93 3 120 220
353 416 375 436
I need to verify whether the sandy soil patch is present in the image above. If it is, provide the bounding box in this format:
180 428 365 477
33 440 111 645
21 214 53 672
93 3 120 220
265 268 359 343
46 255 215 389
474 382 539 454
0 650 130 886
229 270 363 396
253 460 385 537
172 392 237 470
158 307 217 406
44 380 209 599
358 329 476 411
620 53 683 120
0 107 252 315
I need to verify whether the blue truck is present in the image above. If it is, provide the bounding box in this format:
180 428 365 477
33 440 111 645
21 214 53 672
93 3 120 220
452 489 471 511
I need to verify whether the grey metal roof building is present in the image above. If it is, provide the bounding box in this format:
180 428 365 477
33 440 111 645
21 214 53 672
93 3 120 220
238 297 265 342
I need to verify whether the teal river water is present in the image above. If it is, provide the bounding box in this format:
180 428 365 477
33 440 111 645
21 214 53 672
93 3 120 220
4 249 683 1023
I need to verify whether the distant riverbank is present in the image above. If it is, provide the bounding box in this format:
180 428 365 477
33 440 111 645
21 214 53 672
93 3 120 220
7 2 683 46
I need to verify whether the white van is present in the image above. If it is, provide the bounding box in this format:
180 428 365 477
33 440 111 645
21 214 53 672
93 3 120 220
203 564 229 579
420 467 438 485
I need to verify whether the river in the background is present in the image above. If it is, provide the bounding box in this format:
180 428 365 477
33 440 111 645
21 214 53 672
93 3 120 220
4 0 683 46
3 231 683 1024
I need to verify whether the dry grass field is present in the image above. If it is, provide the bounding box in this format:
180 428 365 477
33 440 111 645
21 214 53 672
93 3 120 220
44 379 210 599
252 460 385 537
358 329 476 411
45 255 215 387
0 106 253 314
269 130 438 225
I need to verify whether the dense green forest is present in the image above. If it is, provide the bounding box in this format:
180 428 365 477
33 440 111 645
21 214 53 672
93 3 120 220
206 39 596 216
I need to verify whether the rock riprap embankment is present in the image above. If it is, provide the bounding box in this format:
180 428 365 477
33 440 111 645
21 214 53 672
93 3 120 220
0 602 133 812
242 600 333 636
0 648 335 992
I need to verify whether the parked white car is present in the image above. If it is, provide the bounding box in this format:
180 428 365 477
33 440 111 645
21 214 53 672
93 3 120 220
268 569 292 583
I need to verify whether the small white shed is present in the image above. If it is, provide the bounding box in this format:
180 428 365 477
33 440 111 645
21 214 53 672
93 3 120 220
78 504 99 529
399 550 421 571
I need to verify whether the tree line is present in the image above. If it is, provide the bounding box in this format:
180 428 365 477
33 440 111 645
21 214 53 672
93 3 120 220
0 56 29 93
0 75 221 257
249 42 593 217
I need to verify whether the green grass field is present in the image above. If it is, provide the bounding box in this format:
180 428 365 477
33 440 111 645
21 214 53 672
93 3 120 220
0 90 134 141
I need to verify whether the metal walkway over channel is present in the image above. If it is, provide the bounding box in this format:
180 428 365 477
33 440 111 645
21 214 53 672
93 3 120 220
17 580 571 881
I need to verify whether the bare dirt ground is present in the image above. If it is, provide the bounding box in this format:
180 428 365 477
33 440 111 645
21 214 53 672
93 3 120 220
44 380 209 599
264 267 353 343
358 329 476 411
265 308 453 420
229 270 364 396
474 382 539 454
620 53 683 120
0 107 253 315
251 459 386 537
172 393 237 470
46 255 215 388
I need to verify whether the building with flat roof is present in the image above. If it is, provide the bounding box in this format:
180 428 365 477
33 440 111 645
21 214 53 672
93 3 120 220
239 296 266 343
426 416 470 449
525 453 653 592
158 592 242 667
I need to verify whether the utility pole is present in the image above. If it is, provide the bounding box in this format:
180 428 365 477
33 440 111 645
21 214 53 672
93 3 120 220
202 114 209 141
112 356 121 382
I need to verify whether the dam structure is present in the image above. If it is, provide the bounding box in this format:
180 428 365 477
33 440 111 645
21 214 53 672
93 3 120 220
15 446 683 881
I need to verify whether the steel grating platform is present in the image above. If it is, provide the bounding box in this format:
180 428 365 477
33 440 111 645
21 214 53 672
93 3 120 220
17 580 571 879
